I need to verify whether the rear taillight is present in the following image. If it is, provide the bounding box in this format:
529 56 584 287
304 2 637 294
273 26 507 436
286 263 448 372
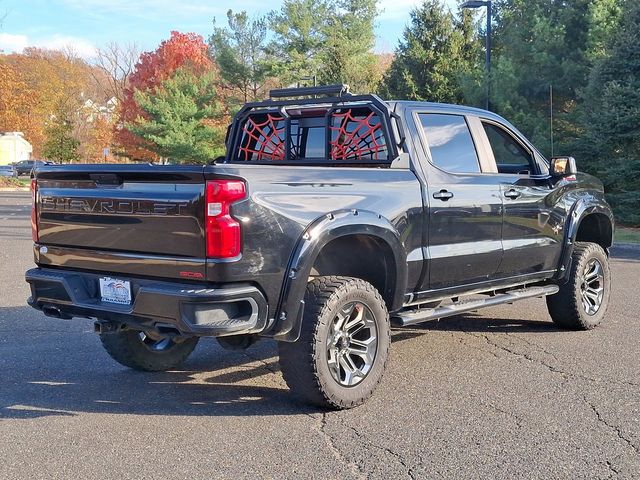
30 179 38 242
205 180 246 258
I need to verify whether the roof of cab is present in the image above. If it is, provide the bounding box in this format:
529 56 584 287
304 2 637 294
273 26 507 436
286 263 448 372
389 100 508 123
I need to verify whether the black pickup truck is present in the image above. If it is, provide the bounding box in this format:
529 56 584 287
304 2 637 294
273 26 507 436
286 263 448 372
26 85 614 409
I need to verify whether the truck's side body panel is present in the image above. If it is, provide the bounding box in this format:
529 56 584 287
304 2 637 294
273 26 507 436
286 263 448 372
394 101 612 302
204 164 424 319
496 176 566 277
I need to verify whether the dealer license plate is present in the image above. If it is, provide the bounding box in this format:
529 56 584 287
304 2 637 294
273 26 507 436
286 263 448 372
99 277 132 305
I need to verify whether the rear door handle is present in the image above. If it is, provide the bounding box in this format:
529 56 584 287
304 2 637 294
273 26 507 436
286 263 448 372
504 189 521 199
433 190 454 200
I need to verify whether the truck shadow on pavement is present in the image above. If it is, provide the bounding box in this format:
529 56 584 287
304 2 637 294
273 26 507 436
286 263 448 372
0 306 590 420
0 307 321 419
390 314 563 343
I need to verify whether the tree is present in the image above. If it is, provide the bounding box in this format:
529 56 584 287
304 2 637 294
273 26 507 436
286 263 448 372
0 59 38 137
267 0 331 86
126 68 225 163
488 0 622 155
93 42 140 105
116 31 213 160
1 49 96 158
77 113 116 163
319 0 379 92
266 0 383 91
380 0 481 103
577 1 640 225
42 115 80 163
209 10 269 103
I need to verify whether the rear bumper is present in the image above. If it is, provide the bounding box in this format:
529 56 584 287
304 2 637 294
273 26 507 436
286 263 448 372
25 267 268 337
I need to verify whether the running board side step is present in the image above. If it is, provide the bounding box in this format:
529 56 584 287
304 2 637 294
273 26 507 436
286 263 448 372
391 285 559 327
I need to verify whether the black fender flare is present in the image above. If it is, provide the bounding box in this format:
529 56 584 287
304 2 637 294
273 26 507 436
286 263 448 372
270 209 408 342
555 194 614 282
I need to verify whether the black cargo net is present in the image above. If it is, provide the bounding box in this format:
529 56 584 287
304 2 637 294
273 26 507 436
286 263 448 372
237 113 286 161
329 108 387 161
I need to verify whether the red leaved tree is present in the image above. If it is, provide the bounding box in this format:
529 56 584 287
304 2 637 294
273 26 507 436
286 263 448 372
115 31 213 161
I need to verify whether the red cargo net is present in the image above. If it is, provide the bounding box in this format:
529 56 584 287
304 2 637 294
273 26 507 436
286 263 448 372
329 109 387 161
238 113 286 161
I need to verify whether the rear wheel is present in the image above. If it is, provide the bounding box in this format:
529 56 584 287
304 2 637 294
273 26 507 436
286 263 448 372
99 329 199 371
547 242 611 330
278 276 390 409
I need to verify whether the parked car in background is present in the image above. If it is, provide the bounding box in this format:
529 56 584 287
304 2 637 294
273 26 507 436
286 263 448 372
14 160 46 176
0 164 18 178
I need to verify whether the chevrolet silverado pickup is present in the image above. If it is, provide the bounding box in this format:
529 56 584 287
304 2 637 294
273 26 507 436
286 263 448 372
26 84 614 409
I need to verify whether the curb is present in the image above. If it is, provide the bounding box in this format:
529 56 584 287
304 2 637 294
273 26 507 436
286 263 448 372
613 242 640 249
611 243 640 261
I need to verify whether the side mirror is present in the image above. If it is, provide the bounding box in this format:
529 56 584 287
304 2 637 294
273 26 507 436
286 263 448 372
550 156 577 177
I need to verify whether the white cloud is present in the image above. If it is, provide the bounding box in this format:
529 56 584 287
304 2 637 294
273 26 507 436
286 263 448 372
38 34 97 58
0 32 96 58
378 0 423 20
378 0 459 20
0 33 29 52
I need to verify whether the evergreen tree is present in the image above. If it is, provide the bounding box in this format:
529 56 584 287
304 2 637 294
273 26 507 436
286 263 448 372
209 10 269 103
489 0 621 155
379 0 481 103
127 68 225 163
42 116 80 163
267 0 332 86
578 1 640 225
320 0 379 92
267 0 380 91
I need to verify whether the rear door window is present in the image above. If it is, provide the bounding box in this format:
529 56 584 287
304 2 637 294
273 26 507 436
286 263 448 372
418 114 480 173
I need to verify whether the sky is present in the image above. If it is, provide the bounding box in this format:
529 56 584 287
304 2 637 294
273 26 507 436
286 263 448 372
0 0 459 59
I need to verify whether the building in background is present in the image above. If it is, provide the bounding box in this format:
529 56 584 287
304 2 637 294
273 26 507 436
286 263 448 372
0 132 33 165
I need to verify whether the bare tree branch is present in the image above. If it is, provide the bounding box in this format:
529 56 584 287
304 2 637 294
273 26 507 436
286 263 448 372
92 42 141 104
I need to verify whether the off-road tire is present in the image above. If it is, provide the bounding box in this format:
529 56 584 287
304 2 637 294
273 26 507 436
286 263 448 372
99 330 199 371
278 276 391 409
547 242 611 330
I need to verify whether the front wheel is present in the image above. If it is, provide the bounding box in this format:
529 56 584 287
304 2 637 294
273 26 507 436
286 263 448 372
278 276 391 409
99 329 199 371
547 242 611 330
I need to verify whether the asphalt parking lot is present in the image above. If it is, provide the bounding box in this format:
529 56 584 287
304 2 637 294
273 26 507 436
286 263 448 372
1 190 639 479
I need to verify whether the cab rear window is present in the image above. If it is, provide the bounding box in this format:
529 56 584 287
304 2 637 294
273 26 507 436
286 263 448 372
234 107 390 164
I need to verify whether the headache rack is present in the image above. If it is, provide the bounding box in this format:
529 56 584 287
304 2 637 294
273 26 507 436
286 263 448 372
224 84 405 166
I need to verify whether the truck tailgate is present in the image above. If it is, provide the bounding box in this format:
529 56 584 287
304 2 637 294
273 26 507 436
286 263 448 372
35 165 205 258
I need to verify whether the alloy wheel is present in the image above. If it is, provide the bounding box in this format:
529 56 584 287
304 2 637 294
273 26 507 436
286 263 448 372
326 302 378 387
580 258 605 316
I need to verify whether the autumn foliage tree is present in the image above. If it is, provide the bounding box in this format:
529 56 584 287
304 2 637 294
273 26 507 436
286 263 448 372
116 31 214 160
0 48 114 161
0 59 38 141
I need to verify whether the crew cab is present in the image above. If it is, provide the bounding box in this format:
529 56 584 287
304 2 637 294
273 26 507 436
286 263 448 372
26 85 614 408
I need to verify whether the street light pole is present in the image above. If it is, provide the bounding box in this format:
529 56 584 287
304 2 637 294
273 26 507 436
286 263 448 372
461 0 492 111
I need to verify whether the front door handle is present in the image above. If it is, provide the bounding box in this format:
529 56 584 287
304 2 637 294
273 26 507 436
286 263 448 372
504 189 522 199
433 189 454 201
